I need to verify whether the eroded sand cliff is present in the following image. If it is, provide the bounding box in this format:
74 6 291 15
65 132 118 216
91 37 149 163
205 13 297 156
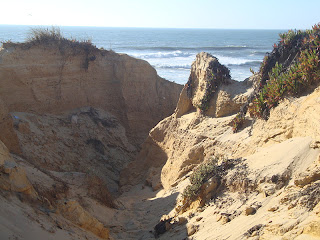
0 41 182 146
0 39 182 239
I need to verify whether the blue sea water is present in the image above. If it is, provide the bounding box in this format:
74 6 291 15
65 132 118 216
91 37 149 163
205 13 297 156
0 25 285 84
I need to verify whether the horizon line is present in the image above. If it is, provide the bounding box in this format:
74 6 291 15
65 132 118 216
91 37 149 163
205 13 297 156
0 23 291 31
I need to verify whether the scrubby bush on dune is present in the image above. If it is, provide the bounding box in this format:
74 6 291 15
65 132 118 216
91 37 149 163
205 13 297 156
179 157 237 212
27 27 64 44
2 26 99 70
249 23 320 119
182 158 219 202
231 112 246 133
232 23 320 132
2 26 96 53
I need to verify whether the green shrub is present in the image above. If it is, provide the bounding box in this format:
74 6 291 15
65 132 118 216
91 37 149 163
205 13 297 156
182 183 202 202
258 28 309 89
248 23 320 119
180 157 239 212
250 48 320 118
279 29 307 47
232 23 320 128
189 158 219 185
182 158 219 202
231 113 246 133
182 158 221 204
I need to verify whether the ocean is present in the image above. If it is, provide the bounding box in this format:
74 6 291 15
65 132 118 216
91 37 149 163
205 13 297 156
0 25 285 84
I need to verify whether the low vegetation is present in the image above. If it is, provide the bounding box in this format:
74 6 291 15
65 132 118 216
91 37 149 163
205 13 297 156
180 157 237 210
2 27 100 71
250 24 320 118
27 27 65 44
232 23 320 131
3 26 96 53
197 61 231 113
182 158 219 202
231 112 246 133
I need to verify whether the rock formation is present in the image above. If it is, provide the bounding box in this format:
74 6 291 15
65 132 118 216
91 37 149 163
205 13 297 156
0 141 36 196
0 39 182 193
176 52 253 118
121 52 254 190
58 200 110 239
0 41 182 146
0 37 182 239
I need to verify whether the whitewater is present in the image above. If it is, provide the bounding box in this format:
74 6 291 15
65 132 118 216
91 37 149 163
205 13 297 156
0 25 284 84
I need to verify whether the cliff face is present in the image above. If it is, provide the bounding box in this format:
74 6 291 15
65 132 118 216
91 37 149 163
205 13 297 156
0 40 182 239
0 42 182 146
0 40 182 193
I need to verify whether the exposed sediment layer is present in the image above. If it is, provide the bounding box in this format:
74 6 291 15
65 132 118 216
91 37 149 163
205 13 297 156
0 42 182 146
0 40 182 239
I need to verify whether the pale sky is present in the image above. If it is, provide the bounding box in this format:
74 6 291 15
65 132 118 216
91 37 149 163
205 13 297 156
1 0 319 29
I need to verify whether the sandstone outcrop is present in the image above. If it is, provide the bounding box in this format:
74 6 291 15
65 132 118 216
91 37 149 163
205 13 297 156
0 38 182 239
121 52 254 189
0 140 36 196
5 108 135 193
0 41 182 146
58 200 110 239
0 39 182 198
176 52 253 118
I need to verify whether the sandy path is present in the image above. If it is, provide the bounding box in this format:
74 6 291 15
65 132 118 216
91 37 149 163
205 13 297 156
109 184 180 239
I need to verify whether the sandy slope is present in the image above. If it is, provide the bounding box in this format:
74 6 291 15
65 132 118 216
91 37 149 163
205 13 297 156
0 192 105 240
118 85 320 239
112 136 320 239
